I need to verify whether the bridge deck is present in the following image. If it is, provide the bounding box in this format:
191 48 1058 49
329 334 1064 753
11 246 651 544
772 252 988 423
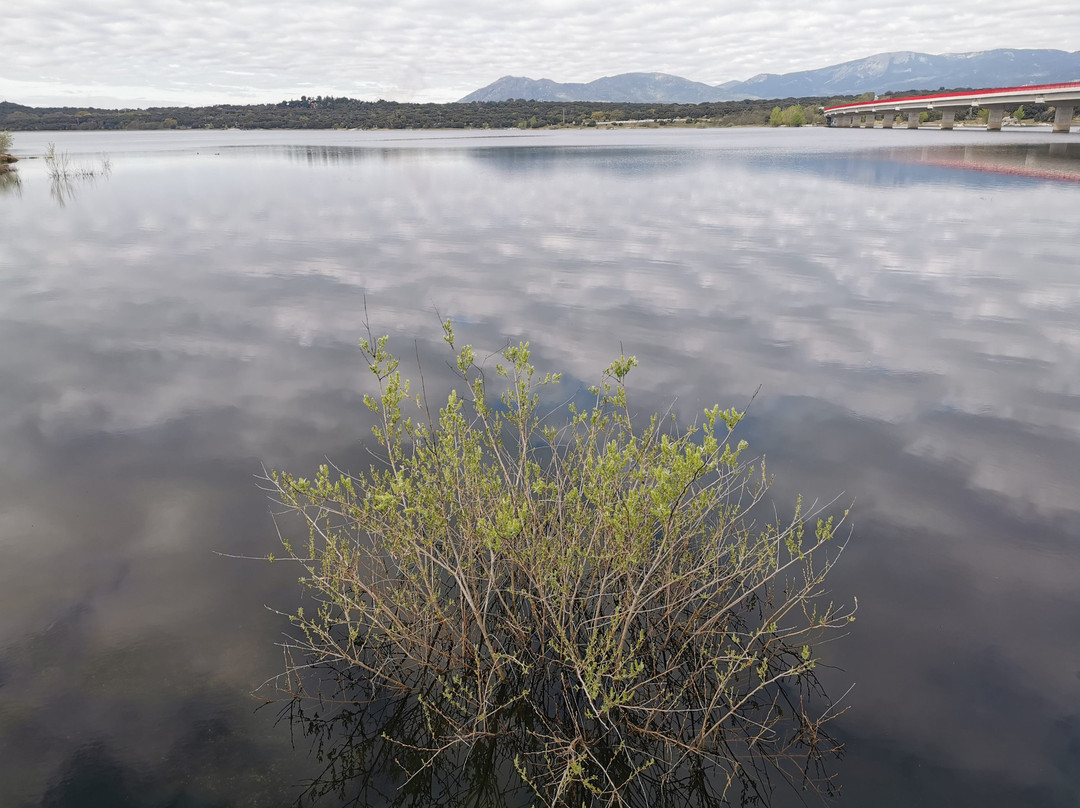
824 80 1080 132
825 81 1080 115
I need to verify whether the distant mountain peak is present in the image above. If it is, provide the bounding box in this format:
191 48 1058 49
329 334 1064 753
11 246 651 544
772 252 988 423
459 72 746 104
459 49 1080 104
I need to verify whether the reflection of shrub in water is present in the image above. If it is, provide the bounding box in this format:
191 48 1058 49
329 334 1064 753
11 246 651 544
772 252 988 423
0 167 21 197
279 683 535 807
264 321 855 807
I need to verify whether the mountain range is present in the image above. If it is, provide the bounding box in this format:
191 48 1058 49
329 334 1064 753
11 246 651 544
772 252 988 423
459 49 1080 104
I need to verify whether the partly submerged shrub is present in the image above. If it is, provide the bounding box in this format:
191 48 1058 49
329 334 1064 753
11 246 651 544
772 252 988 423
266 321 854 806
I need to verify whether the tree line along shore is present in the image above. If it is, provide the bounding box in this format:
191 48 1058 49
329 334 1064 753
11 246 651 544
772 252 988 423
0 96 836 131
1 92 1063 133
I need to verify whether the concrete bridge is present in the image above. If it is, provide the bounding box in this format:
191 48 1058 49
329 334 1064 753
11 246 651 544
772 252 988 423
824 81 1080 133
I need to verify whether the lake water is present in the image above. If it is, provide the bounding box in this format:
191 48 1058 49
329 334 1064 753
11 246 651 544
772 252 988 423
2 127 1079 806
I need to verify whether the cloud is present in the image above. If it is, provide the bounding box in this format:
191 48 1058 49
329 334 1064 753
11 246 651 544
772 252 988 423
3 0 1079 106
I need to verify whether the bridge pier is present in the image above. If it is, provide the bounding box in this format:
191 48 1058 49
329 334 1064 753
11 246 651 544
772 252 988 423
940 110 956 130
881 114 893 129
986 106 1005 131
907 111 920 129
862 114 875 128
1053 105 1075 133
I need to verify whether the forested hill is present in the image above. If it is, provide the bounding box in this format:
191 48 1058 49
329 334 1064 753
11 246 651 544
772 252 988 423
0 95 852 132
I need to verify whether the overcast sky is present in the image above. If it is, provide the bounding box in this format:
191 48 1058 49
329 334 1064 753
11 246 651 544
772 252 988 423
3 0 1079 108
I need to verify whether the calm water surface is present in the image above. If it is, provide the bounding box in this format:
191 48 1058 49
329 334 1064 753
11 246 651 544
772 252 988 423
2 127 1079 806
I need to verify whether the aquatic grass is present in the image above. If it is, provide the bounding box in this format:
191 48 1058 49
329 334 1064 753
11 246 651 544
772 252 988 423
44 143 111 181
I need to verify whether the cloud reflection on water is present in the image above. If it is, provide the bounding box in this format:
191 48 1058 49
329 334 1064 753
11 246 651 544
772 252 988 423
0 129 1078 805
